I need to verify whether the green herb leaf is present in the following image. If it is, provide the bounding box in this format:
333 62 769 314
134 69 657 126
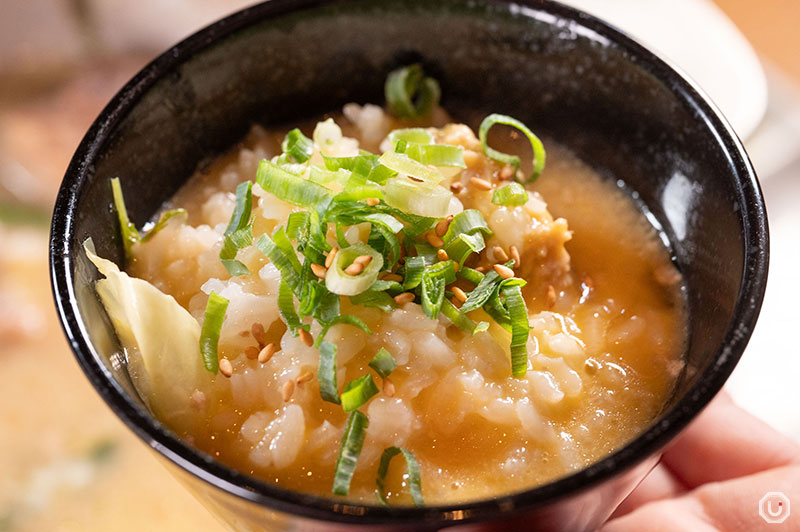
341 374 380 412
385 64 440 119
479 113 546 183
199 291 228 374
376 447 424 506
333 411 369 496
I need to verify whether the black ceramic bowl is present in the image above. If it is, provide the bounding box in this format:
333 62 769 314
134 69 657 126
49 1 768 530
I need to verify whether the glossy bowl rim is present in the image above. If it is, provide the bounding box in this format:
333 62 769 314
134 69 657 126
49 0 769 525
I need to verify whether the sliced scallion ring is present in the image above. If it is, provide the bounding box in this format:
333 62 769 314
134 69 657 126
405 143 466 168
384 64 440 119
376 447 424 506
387 128 434 146
479 113 546 183
384 176 452 218
325 243 384 296
378 151 444 184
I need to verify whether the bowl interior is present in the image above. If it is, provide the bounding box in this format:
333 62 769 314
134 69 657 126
51 0 767 525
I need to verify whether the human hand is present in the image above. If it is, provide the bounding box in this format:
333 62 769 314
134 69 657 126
448 392 799 532
602 391 799 531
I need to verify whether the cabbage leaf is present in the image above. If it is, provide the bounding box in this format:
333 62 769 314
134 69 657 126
84 239 214 434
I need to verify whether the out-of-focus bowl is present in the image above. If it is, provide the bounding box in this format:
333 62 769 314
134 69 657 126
49 1 768 530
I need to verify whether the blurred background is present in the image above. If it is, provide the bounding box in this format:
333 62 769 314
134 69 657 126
0 1 798 530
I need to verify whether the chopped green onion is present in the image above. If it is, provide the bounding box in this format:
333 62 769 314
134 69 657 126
502 284 530 377
341 375 380 412
313 118 343 154
367 164 398 185
376 447 424 506
316 287 341 325
387 128 434 145
385 64 440 119
255 159 333 212
350 290 397 312
457 266 485 286
318 341 341 404
333 411 369 496
199 292 228 374
225 181 253 234
378 151 444 184
110 177 140 260
316 314 372 347
442 209 492 244
281 128 313 164
286 211 311 243
405 143 466 168
310 166 350 186
384 176 452 218
420 274 446 319
369 348 396 379
492 182 529 206
402 255 432 290
369 279 403 293
256 233 302 292
479 113 546 184
218 181 254 276
460 268 503 314
441 209 493 265
335 223 349 249
325 243 384 296
400 215 436 239
278 280 304 336
445 232 486 266
219 224 253 276
140 208 187 242
323 153 379 174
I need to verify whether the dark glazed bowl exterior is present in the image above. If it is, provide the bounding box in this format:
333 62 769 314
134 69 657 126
50 1 768 530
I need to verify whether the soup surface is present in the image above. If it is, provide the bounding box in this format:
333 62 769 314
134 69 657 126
93 103 686 504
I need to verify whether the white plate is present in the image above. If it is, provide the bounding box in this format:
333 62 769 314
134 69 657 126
561 0 768 140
